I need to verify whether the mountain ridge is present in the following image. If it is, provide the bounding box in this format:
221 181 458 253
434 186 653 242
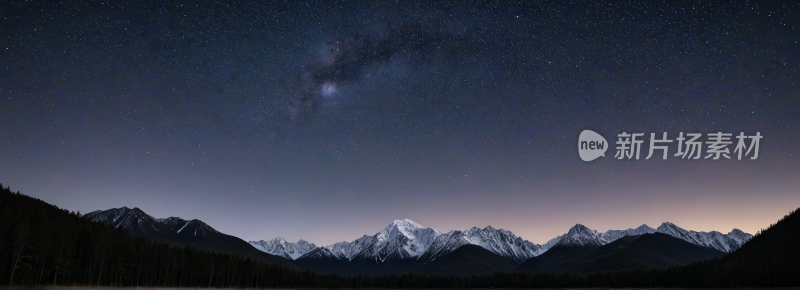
84 207 752 267
256 220 749 263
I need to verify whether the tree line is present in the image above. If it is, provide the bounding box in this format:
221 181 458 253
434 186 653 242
1 183 797 288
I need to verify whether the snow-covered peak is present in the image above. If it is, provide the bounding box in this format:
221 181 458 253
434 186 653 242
567 224 591 234
350 219 441 261
296 239 314 246
657 221 680 232
601 224 657 242
311 220 439 262
555 224 605 247
394 218 421 226
634 224 656 232
656 222 750 252
249 237 318 260
727 228 753 245
728 228 745 235
378 219 428 239
420 225 548 263
656 222 696 242
621 224 657 236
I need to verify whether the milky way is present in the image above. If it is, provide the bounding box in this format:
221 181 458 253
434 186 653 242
1 1 798 244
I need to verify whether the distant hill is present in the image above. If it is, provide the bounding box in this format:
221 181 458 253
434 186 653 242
516 244 599 272
566 233 724 273
417 244 518 276
84 207 297 268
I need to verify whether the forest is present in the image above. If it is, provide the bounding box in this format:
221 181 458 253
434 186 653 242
1 183 797 288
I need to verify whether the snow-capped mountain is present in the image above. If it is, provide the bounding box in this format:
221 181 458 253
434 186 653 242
656 222 751 253
602 224 657 241
726 228 753 245
421 226 548 263
541 224 656 249
551 224 607 247
353 219 440 261
323 219 441 262
324 236 371 260
249 238 317 260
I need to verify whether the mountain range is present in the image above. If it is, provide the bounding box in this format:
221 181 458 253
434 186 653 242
250 219 751 264
84 207 752 276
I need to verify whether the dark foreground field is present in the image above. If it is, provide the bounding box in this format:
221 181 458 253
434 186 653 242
1 288 793 290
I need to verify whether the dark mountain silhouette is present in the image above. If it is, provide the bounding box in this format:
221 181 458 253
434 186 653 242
565 233 724 273
517 233 724 273
515 244 598 272
83 207 298 269
416 244 518 275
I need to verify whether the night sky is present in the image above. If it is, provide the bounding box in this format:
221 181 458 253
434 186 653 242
1 1 799 245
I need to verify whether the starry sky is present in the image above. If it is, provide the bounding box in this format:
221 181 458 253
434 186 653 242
1 1 799 245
